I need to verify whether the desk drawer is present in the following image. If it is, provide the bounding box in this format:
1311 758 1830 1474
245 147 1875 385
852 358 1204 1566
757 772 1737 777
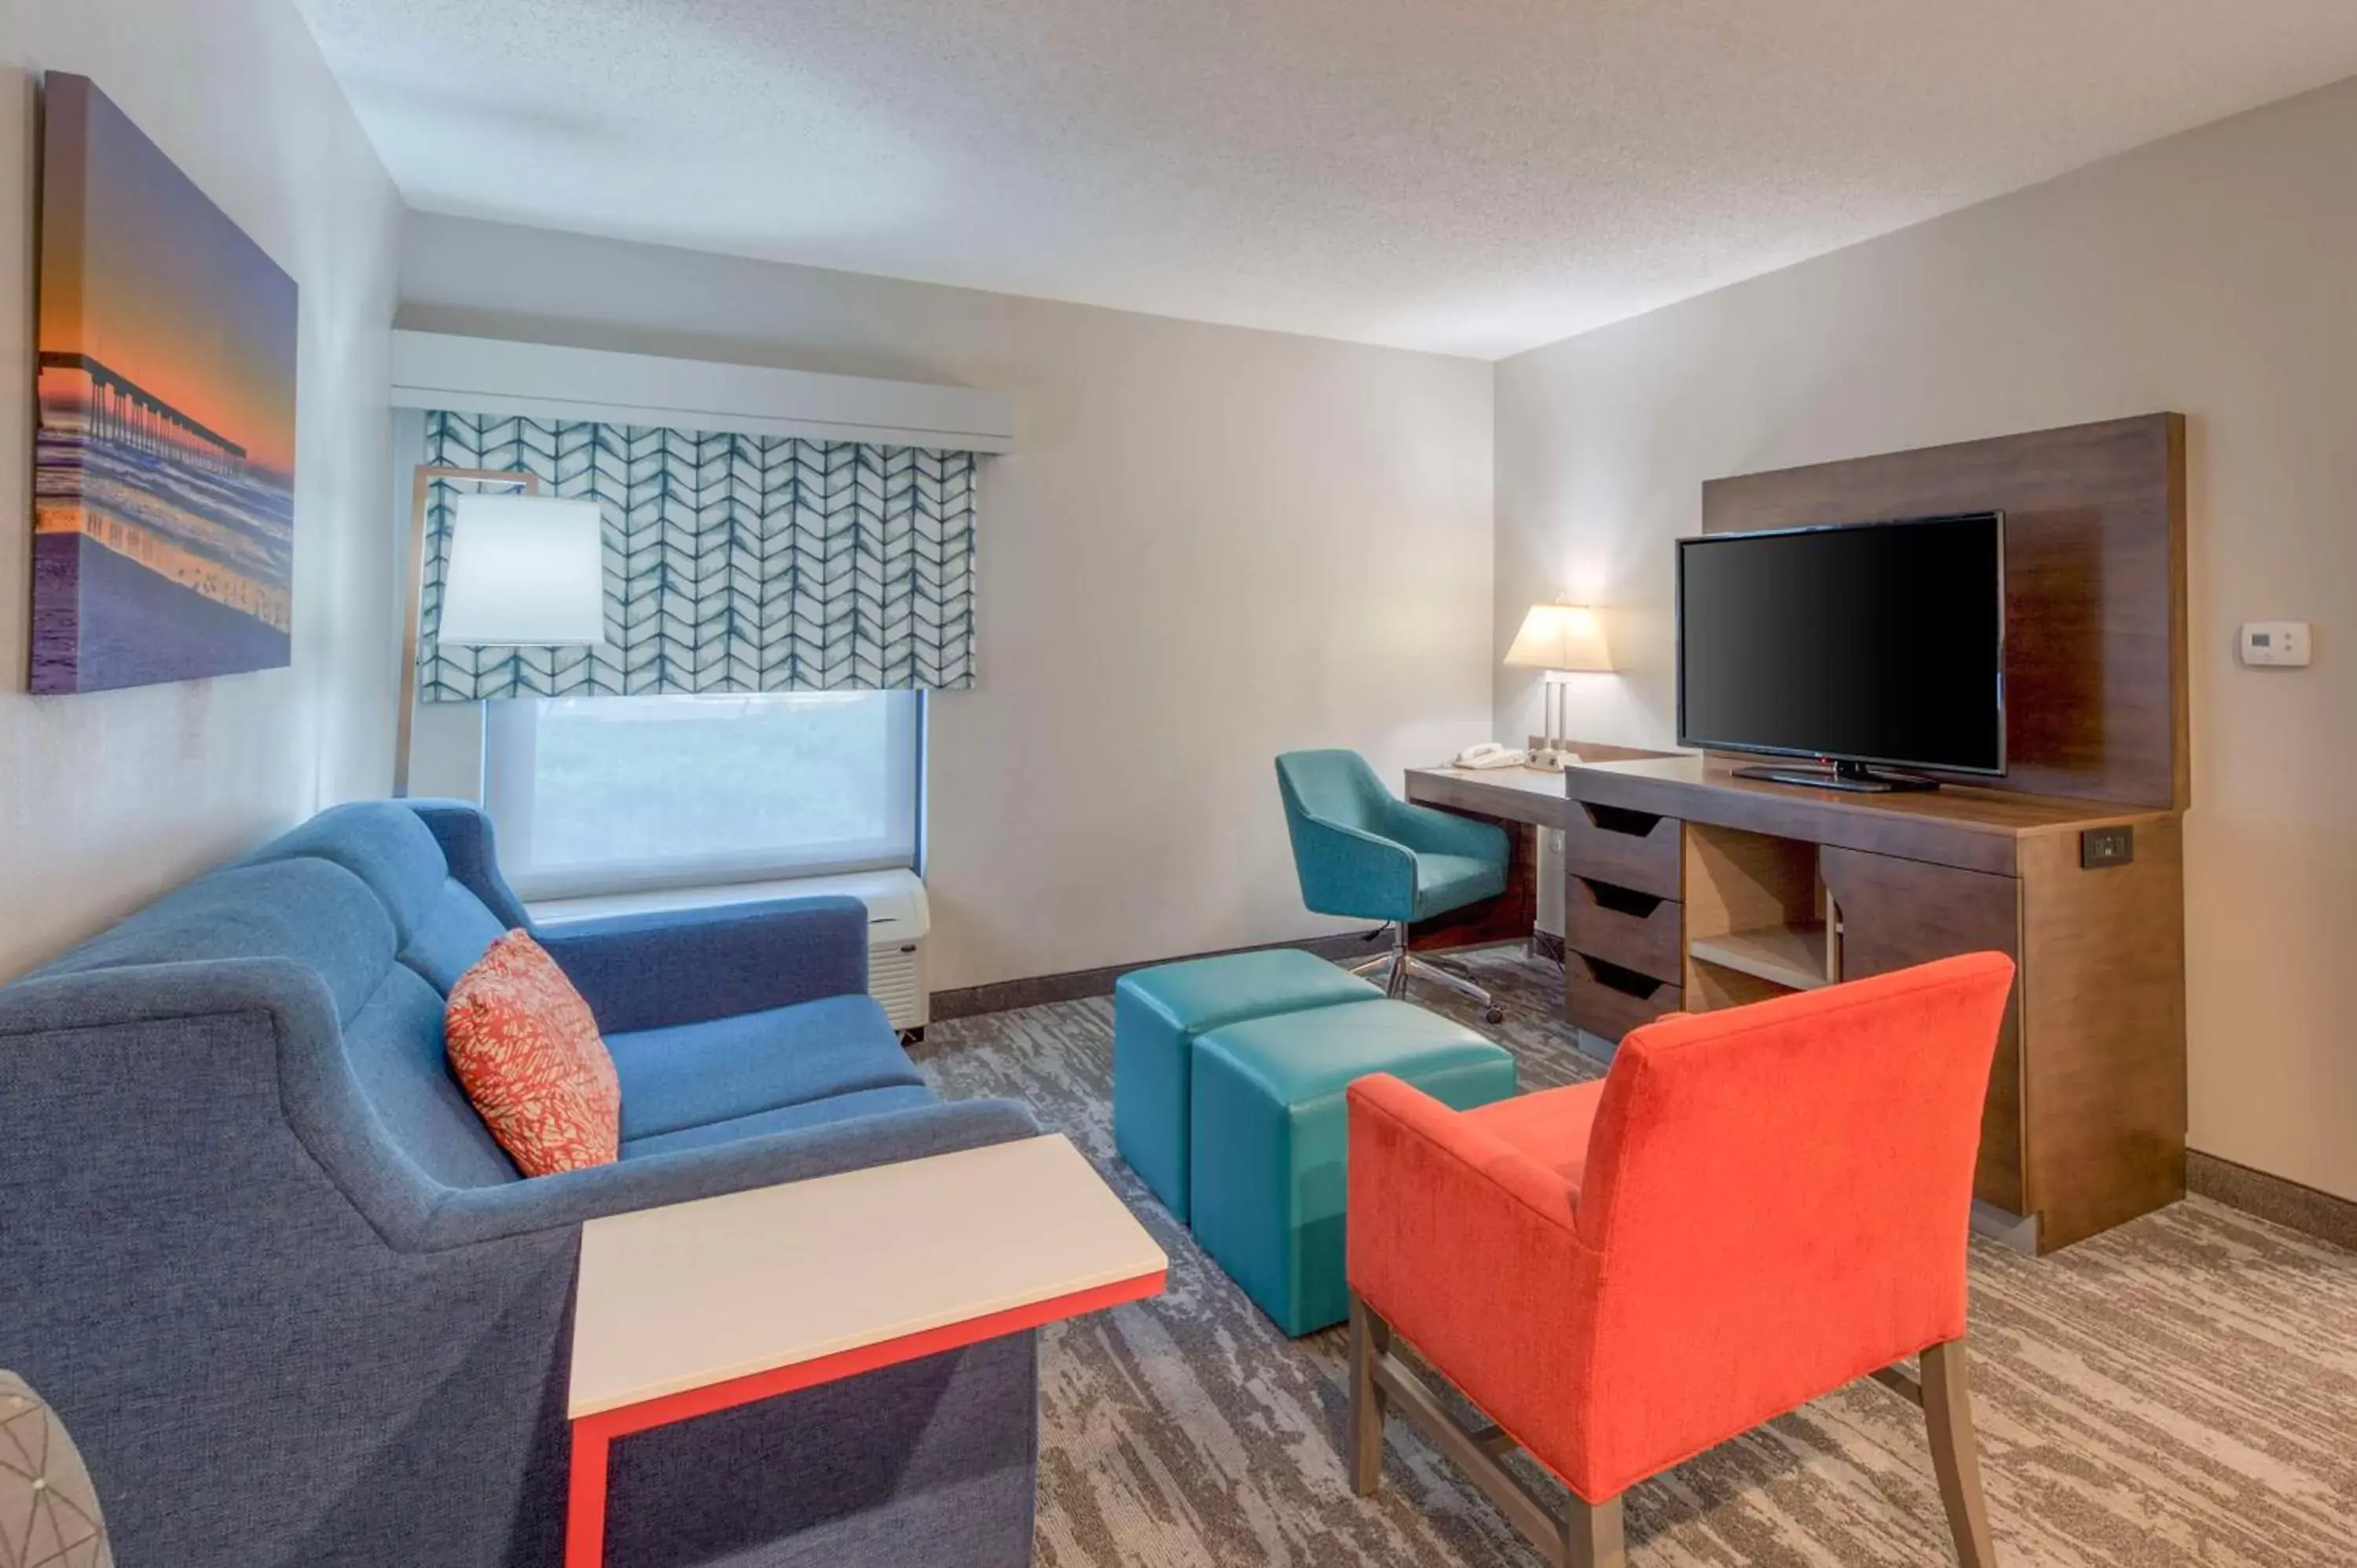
1563 881 1682 984
1562 802 1682 899
1565 956 1683 1042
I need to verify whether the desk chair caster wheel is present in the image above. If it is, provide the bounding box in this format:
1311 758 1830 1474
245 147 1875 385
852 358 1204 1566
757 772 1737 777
1483 1006 1505 1026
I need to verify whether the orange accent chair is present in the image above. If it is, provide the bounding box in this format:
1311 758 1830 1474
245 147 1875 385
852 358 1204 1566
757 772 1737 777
1344 952 2016 1568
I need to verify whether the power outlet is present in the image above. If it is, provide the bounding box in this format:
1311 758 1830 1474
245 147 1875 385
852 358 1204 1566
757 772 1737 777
2080 825 2135 870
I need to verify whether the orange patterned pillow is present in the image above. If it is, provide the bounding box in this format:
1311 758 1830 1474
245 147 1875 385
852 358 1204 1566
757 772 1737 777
445 929 621 1176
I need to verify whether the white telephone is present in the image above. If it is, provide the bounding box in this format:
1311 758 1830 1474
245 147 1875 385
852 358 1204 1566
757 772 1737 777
1452 742 1529 771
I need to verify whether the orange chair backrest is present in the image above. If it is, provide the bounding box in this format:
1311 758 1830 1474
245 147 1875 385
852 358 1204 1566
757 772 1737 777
1569 951 2015 1493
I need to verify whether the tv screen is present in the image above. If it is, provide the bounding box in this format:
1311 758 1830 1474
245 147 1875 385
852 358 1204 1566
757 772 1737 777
1677 512 2007 775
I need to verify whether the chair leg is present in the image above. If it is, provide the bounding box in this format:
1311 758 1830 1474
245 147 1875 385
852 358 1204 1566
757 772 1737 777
1403 953 1497 1009
1919 1336 1997 1568
1347 1295 1391 1496
1560 1492 1626 1568
1349 927 1403 991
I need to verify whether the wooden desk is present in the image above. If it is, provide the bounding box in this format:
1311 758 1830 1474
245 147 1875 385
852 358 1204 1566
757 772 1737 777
1404 761 1575 830
566 1135 1168 1565
1403 743 1676 951
1554 754 2186 1254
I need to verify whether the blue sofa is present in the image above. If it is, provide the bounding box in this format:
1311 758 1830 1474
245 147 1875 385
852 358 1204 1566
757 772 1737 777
0 800 1042 1568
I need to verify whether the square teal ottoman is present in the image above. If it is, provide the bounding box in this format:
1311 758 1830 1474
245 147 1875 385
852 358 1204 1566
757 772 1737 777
1189 998 1517 1335
1114 951 1381 1221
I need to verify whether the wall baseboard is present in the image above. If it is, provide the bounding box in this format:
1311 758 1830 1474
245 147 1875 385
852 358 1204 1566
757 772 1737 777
2187 1150 2357 1254
933 930 1386 1020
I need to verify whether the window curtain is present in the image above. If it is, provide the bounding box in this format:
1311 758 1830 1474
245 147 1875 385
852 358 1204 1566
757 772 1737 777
416 411 977 701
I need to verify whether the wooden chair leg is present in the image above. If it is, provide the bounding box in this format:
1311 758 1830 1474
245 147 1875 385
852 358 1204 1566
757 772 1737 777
1919 1336 1998 1568
1560 1492 1626 1568
1347 1295 1391 1497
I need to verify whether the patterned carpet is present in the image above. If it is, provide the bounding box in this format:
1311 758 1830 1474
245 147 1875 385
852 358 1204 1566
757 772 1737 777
909 947 2357 1568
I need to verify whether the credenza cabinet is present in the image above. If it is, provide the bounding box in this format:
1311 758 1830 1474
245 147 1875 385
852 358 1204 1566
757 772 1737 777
1557 758 2186 1255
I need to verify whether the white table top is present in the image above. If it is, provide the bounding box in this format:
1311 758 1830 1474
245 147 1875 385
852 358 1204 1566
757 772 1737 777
570 1134 1167 1418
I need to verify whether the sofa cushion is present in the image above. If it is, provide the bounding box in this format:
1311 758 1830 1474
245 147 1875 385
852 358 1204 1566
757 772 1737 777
620 1084 939 1159
28 859 394 1024
240 802 448 943
607 993 922 1141
402 881 510 995
445 932 622 1177
241 801 508 996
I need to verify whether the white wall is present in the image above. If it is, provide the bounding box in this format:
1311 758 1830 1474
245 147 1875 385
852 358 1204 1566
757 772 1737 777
398 215 1497 991
0 1 405 976
1497 78 2357 1203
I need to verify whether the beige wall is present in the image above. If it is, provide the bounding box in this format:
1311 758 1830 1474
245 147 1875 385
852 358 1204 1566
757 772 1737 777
1497 78 2357 1202
0 0 405 976
398 215 1497 991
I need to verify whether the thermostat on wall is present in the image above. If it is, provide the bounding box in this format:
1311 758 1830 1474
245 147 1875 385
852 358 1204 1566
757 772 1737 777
2238 621 2311 667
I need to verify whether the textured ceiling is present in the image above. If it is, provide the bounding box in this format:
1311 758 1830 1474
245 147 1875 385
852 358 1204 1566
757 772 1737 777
297 0 2357 358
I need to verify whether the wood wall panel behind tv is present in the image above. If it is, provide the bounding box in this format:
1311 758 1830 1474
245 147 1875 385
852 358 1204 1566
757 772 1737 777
1699 414 2188 810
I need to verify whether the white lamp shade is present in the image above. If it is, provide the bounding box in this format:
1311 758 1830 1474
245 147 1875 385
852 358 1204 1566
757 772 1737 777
438 493 609 646
1503 603 1612 672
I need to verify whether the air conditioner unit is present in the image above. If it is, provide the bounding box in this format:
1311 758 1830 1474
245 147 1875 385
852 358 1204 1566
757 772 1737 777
850 869 932 1035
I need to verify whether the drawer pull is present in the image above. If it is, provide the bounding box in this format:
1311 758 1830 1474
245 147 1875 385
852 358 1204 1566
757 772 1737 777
1579 879 1663 918
1582 802 1663 837
1578 954 1669 1001
1563 806 1682 900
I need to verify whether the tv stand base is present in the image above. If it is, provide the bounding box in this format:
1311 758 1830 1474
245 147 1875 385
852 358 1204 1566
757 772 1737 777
1732 762 1941 793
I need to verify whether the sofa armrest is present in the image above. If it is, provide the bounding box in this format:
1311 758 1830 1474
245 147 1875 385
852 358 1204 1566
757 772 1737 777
405 799 533 929
406 1095 1042 1251
536 896 870 1034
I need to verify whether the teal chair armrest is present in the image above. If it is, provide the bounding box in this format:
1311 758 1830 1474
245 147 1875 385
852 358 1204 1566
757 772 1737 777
1285 814 1420 922
1377 797 1511 863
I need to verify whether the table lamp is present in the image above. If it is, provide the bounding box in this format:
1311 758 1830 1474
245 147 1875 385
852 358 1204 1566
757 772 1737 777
1503 603 1613 769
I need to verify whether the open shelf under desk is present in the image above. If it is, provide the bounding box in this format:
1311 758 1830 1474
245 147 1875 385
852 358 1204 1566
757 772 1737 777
1687 922 1831 993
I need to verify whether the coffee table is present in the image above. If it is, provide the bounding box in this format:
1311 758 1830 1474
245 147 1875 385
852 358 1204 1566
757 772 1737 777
565 1134 1168 1566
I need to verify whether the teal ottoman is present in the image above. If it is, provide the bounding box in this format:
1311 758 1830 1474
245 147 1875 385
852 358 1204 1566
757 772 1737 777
1189 999 1517 1335
1115 951 1381 1220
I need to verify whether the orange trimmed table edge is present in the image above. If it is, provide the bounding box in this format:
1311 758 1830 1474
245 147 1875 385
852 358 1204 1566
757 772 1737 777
566 1266 1165 1566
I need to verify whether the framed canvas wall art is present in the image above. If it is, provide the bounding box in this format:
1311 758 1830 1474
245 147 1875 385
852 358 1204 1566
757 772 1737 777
30 73 299 694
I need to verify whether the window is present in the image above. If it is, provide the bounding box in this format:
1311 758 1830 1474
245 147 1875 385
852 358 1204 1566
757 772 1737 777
483 691 921 900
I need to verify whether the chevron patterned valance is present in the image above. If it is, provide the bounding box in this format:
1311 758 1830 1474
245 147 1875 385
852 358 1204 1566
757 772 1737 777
416 411 977 700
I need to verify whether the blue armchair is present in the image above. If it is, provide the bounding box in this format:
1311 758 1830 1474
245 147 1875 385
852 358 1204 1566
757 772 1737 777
1274 749 1510 1020
0 800 1040 1568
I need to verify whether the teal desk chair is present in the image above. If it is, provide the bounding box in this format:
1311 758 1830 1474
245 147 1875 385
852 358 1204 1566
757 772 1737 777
1274 749 1508 1023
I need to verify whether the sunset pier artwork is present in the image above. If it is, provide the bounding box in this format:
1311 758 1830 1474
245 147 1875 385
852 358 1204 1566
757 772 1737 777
31 73 299 694
41 351 249 476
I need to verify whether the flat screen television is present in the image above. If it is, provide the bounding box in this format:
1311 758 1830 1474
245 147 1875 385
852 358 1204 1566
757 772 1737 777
1675 511 2007 791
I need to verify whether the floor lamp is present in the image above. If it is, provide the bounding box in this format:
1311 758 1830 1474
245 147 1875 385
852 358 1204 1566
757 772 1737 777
397 465 613 807
396 467 541 797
